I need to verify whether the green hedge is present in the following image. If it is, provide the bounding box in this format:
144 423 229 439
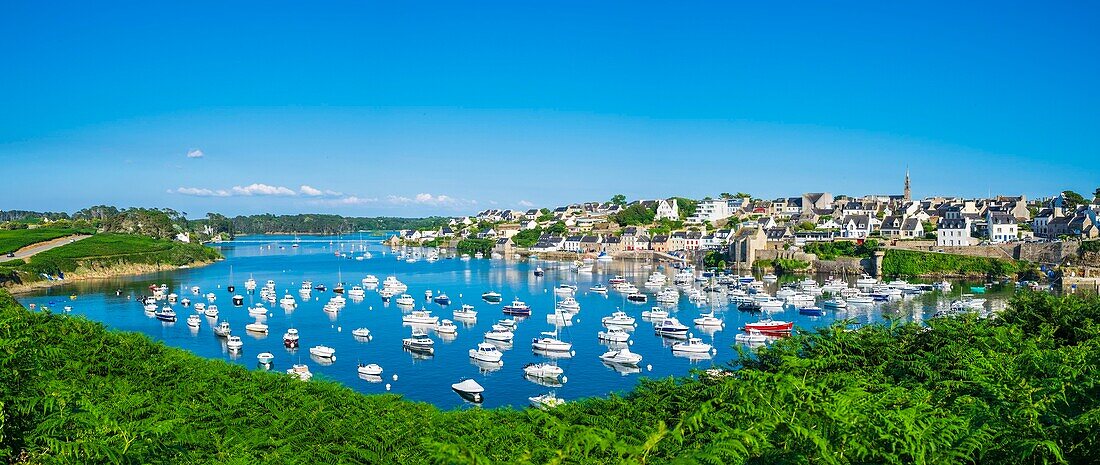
2 290 1097 463
456 238 494 256
882 249 1019 277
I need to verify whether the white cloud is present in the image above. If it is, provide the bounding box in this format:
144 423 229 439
300 185 323 196
330 196 378 205
231 183 298 196
186 149 204 159
173 187 230 197
518 200 534 207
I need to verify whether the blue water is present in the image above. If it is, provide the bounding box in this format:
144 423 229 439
16 234 1013 409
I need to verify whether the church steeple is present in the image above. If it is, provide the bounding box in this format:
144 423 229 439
903 168 911 202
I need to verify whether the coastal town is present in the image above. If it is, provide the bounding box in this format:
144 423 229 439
384 173 1100 290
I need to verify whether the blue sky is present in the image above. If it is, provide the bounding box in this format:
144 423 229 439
1 1 1097 217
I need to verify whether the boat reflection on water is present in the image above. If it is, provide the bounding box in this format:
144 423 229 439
524 373 563 388
471 358 503 374
602 360 642 376
532 348 573 359
359 373 384 384
310 354 336 366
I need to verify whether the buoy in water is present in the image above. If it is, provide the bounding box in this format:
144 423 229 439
392 374 398 381
646 364 653 372
385 384 391 391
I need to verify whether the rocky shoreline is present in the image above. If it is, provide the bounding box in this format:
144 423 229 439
5 259 218 294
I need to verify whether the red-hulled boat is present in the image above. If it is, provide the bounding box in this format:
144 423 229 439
744 320 794 333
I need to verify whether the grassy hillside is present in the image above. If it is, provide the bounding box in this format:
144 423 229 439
1 289 1096 464
0 234 221 285
0 227 94 255
882 249 1022 278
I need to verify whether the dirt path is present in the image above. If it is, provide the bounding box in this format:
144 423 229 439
8 235 92 261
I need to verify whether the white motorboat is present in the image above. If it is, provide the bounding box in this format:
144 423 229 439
395 294 416 306
856 274 878 287
190 285 201 294
226 335 243 351
194 302 206 312
523 362 563 379
351 327 371 338
590 284 608 293
186 314 201 328
641 307 669 320
287 364 312 381
362 275 379 286
402 310 439 325
529 392 565 409
357 363 383 376
556 297 581 312
599 347 642 365
554 284 576 295
597 327 631 343
469 342 504 362
653 317 689 336
249 303 268 316
206 292 217 302
847 295 875 305
213 321 231 337
434 319 458 334
672 336 715 354
735 329 768 343
601 310 636 326
279 294 297 307
347 285 366 298
309 345 336 359
823 298 847 309
403 329 435 353
283 328 300 347
483 327 515 342
496 318 518 330
245 322 269 333
203 304 220 318
257 352 274 364
693 313 724 327
451 379 485 403
245 277 257 291
531 331 572 352
453 304 477 319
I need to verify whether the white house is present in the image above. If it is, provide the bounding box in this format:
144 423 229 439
655 199 679 220
937 218 973 247
986 212 1018 243
687 198 736 224
839 215 875 239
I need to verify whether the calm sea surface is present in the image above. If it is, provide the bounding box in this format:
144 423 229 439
16 234 1014 409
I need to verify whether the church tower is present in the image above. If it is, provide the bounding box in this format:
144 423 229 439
903 168 911 202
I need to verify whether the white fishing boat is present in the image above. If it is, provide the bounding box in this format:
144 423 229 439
402 329 435 353
186 314 201 328
226 335 243 351
523 362 563 379
453 304 477 319
529 392 566 409
735 329 768 343
249 303 268 316
257 352 274 364
351 327 371 338
599 347 642 365
357 363 383 376
653 317 689 336
395 294 416 306
279 294 297 307
283 328 300 347
641 307 669 319
213 321 231 337
402 310 439 325
468 342 504 362
434 319 458 334
347 286 366 298
671 336 715 354
597 326 631 343
589 284 608 293
601 310 636 326
309 345 336 359
483 327 515 342
556 297 581 312
287 364 312 381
